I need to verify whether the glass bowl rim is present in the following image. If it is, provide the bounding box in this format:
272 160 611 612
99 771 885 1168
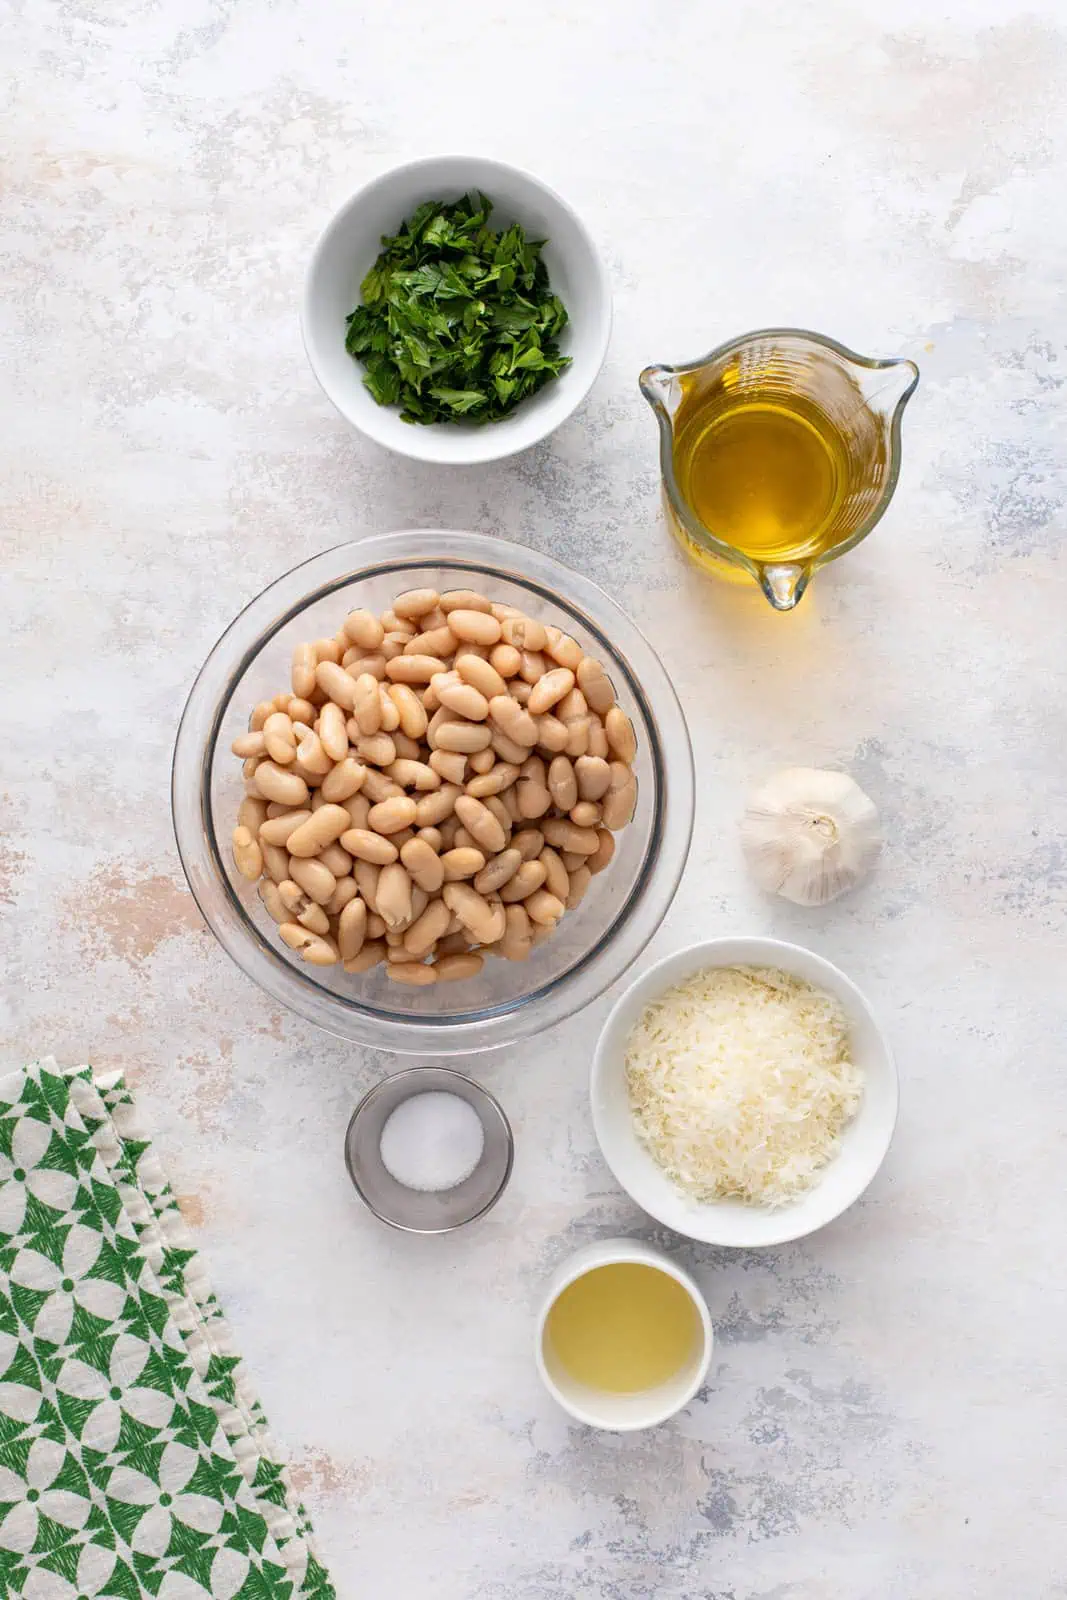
172 530 694 1054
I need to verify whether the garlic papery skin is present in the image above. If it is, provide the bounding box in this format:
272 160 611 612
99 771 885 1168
740 768 882 907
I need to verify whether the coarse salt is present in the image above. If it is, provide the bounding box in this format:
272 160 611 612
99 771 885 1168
379 1091 485 1193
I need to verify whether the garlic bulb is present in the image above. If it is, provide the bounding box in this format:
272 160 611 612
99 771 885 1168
740 768 881 907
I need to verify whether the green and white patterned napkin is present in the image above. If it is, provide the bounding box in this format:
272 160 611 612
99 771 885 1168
0 1059 335 1600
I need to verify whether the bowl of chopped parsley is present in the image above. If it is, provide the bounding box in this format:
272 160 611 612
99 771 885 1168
302 156 612 464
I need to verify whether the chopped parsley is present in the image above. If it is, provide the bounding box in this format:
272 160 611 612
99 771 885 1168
344 191 571 426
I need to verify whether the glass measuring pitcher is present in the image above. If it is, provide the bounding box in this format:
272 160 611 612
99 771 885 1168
640 329 919 611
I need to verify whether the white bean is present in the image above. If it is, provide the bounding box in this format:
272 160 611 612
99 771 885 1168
238 594 637 988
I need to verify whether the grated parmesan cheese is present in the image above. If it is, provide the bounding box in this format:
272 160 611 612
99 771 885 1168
624 966 863 1208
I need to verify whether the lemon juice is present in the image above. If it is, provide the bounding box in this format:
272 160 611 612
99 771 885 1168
543 1263 702 1393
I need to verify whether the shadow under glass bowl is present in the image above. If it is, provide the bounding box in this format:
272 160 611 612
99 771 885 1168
172 530 695 1055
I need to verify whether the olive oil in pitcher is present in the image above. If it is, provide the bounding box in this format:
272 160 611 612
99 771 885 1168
672 386 850 565
640 331 919 610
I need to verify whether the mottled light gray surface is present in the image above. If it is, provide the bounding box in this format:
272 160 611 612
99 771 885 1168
4 0 1067 1595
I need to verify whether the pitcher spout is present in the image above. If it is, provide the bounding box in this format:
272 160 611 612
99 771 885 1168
639 364 679 420
853 356 920 422
758 563 810 612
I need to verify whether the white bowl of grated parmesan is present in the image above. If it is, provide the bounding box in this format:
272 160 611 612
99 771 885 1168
591 938 897 1247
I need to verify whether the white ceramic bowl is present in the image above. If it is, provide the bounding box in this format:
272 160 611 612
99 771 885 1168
591 938 898 1248
302 156 612 464
535 1239 713 1431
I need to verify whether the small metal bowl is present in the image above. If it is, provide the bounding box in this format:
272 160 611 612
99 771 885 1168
344 1067 514 1233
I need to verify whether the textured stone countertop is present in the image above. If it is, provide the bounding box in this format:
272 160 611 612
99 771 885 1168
4 1 1066 1595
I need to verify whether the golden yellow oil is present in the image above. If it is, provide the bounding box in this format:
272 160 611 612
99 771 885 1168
544 1263 701 1393
672 386 849 565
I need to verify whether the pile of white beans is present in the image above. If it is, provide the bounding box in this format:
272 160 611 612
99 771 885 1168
231 587 638 985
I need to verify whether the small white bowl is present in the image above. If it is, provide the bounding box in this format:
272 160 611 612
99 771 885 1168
302 155 612 465
536 1239 713 1431
591 938 898 1248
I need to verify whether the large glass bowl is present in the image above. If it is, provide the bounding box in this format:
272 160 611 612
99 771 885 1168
172 531 694 1055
